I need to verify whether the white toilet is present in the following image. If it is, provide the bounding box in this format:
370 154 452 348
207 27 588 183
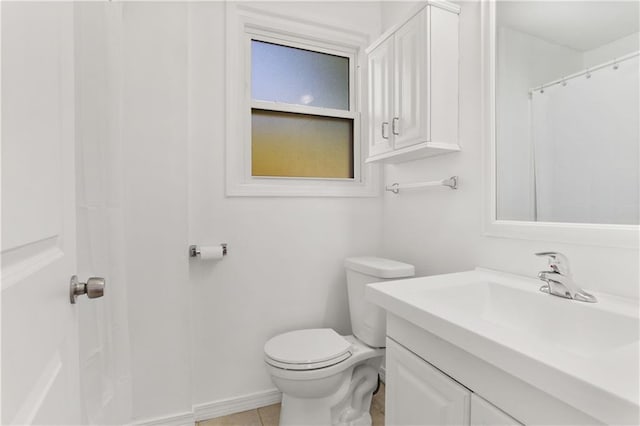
264 257 415 426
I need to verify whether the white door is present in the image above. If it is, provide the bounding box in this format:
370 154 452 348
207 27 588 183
386 339 471 426
2 3 84 424
367 36 394 158
393 8 429 149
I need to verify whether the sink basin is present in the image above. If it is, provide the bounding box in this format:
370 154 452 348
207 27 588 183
425 280 639 357
366 268 640 425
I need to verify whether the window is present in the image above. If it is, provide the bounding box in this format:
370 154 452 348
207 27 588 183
251 40 354 179
251 110 354 178
226 4 378 196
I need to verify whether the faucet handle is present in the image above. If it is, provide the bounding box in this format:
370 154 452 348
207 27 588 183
535 252 571 275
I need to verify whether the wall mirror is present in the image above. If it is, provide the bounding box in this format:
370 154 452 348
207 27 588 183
483 1 640 248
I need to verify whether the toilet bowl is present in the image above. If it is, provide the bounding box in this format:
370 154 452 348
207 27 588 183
265 331 383 426
264 257 415 426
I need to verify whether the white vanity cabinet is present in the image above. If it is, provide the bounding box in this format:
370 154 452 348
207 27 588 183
366 1 460 163
369 270 638 425
383 314 604 426
386 339 523 426
386 339 470 425
470 395 523 426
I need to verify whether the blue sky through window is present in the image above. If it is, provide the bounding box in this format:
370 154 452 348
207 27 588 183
251 40 349 110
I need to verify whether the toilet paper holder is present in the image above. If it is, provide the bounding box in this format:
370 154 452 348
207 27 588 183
189 243 228 258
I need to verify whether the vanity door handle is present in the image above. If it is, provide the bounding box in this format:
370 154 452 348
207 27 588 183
381 122 389 139
392 117 400 135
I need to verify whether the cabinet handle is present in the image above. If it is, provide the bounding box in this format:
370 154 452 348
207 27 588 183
392 117 400 135
381 122 389 139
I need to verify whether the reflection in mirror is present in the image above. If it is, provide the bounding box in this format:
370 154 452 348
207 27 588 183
495 1 639 225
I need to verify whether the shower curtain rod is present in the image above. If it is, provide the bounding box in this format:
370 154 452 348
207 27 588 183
529 50 639 96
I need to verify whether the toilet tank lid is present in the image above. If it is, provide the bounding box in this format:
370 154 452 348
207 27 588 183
344 257 415 279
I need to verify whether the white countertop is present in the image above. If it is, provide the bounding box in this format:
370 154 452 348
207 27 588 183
366 268 640 425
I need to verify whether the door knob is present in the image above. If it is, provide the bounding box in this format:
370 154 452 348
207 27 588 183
69 275 105 304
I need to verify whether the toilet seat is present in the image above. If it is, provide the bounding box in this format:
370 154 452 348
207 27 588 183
264 329 352 371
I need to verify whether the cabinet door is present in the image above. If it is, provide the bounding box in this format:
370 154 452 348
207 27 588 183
470 395 523 426
393 8 428 149
429 6 459 145
367 36 394 157
386 339 470 426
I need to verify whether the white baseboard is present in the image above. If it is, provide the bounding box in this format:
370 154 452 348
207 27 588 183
131 411 195 426
128 367 382 426
379 365 386 383
193 389 282 422
129 389 281 426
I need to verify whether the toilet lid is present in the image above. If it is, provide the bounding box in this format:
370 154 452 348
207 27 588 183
264 329 352 368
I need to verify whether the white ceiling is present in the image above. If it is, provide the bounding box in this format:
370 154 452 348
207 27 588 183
497 1 640 52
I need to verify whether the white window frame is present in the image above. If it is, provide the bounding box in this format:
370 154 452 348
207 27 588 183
226 3 379 197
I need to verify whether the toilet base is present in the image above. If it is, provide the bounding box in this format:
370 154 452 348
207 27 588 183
279 393 335 426
279 394 374 426
336 412 372 426
278 357 382 426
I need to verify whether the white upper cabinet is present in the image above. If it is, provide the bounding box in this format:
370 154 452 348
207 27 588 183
367 36 394 157
366 2 460 163
393 9 427 149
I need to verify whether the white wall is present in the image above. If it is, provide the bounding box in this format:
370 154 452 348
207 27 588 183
120 3 193 421
381 1 420 30
496 26 583 221
187 1 383 408
381 0 639 300
584 31 640 68
72 2 382 422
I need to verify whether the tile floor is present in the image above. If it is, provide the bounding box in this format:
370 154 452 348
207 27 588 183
199 383 385 426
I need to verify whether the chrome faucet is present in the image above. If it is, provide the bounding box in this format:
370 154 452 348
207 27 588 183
535 252 597 303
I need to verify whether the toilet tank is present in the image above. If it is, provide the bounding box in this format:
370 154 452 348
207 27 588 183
344 257 415 347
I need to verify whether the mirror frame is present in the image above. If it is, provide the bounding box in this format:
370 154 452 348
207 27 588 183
481 1 639 249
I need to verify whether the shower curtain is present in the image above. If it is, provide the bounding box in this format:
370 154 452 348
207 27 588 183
75 2 132 424
531 55 639 225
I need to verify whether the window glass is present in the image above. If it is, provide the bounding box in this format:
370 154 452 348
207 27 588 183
251 109 354 178
251 40 350 110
